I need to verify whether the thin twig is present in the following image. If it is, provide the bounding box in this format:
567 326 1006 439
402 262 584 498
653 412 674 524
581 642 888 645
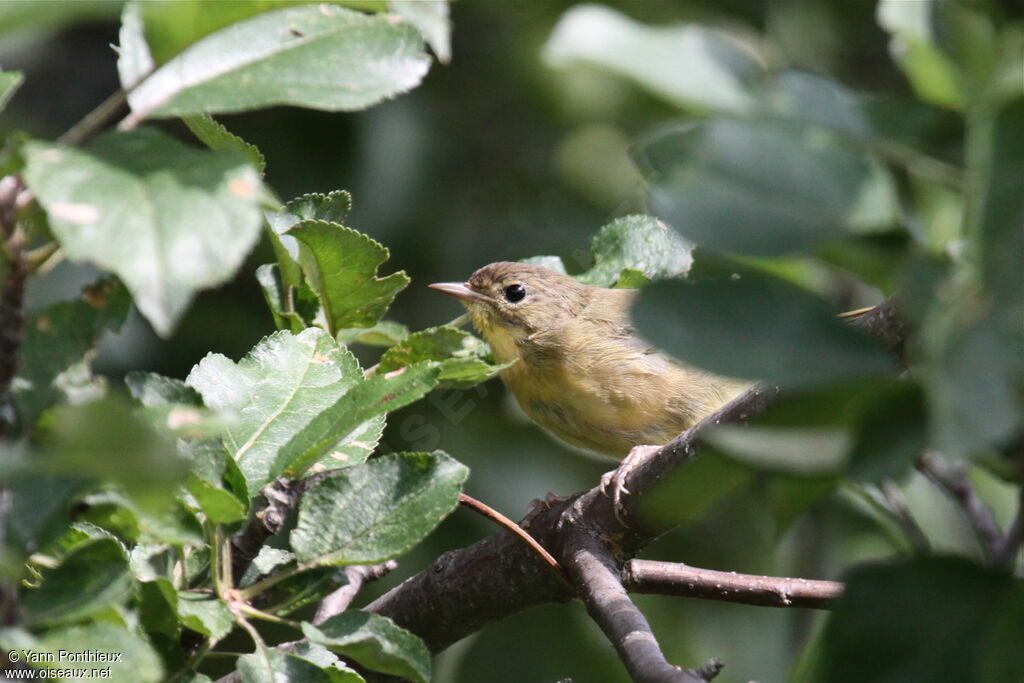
994 488 1024 570
459 492 566 580
917 452 1003 562
879 480 932 555
313 561 399 625
58 89 128 147
623 560 844 610
561 531 716 683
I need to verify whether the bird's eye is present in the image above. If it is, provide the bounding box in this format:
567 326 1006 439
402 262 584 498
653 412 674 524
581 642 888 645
503 284 526 303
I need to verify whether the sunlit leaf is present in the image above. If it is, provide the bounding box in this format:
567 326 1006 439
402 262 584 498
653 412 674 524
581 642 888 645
304 612 430 683
116 2 154 89
576 214 691 287
182 114 266 174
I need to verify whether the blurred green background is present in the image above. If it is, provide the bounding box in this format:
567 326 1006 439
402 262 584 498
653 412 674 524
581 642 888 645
2 1 1018 681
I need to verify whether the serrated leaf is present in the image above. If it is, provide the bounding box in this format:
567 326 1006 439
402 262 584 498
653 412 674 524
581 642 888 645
126 371 203 408
377 326 505 388
240 547 294 588
0 69 23 114
270 190 353 228
238 647 363 683
304 612 430 683
391 0 450 63
187 328 364 496
632 260 895 386
576 215 692 287
182 440 248 524
545 5 761 113
183 114 266 174
22 538 133 627
127 4 430 122
336 320 410 348
24 128 263 336
273 362 440 478
639 119 874 256
117 2 154 89
36 622 163 683
291 451 467 566
14 278 130 430
290 220 410 334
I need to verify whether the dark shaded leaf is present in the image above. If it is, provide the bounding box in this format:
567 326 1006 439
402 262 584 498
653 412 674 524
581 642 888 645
304 612 430 683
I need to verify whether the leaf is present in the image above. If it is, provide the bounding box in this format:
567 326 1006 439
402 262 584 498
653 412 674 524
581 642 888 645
0 68 23 113
182 440 248 524
575 215 692 287
703 426 849 477
127 4 430 122
377 326 505 387
632 260 896 386
167 587 234 640
41 396 189 510
816 557 1024 683
544 4 762 113
639 119 874 256
22 538 133 627
240 547 294 588
35 622 164 683
336 320 410 348
846 383 928 481
117 2 154 89
291 451 467 566
272 362 440 478
23 128 263 336
255 263 318 334
289 220 410 334
126 371 203 408
183 114 266 175
390 0 450 63
304 612 430 683
238 647 363 683
186 328 364 496
14 278 130 430
265 190 354 291
520 255 567 274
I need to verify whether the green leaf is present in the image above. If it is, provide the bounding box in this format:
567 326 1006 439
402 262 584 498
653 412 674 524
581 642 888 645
238 647 363 683
240 547 294 588
14 278 130 430
23 128 263 336
816 557 1024 683
377 326 505 387
22 538 133 627
576 215 692 287
41 396 189 510
0 69 23 114
186 328 364 496
304 612 430 683
2 476 84 572
127 4 430 122
265 190 354 292
390 0 450 63
126 371 203 408
703 426 849 477
255 263 318 333
273 363 440 478
632 261 896 386
336 320 410 348
182 440 248 524
117 2 154 89
520 255 567 274
183 114 266 175
544 4 762 113
639 119 874 256
289 220 410 334
36 622 164 683
291 451 467 566
846 383 927 481
164 586 234 640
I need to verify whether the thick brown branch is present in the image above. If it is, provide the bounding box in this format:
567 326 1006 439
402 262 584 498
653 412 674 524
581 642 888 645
562 532 717 683
623 560 843 610
917 452 1003 561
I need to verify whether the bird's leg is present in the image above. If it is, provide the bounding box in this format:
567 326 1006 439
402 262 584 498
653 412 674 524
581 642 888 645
600 444 661 525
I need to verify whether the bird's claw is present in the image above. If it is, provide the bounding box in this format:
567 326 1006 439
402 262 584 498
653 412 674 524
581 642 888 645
600 444 662 525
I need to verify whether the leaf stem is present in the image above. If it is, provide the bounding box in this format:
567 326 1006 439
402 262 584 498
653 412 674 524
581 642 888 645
57 89 128 147
238 563 308 601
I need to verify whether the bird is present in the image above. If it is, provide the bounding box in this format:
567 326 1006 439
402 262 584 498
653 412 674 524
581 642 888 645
429 261 751 519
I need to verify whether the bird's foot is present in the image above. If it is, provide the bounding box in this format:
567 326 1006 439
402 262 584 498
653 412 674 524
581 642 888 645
600 444 662 525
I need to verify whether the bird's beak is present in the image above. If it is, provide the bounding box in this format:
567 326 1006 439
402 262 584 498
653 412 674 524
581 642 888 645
428 281 483 302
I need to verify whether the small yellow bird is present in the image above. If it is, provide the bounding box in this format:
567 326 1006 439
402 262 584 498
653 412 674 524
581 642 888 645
430 262 750 509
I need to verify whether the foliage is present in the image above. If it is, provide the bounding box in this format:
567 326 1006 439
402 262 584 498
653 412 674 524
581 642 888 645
0 1 1021 682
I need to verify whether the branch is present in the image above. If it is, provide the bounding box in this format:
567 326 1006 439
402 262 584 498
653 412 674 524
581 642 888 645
994 488 1024 570
562 531 719 683
0 175 27 438
917 452 1003 561
623 560 843 610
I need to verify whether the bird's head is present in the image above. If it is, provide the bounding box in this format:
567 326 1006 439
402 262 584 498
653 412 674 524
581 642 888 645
429 262 588 352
